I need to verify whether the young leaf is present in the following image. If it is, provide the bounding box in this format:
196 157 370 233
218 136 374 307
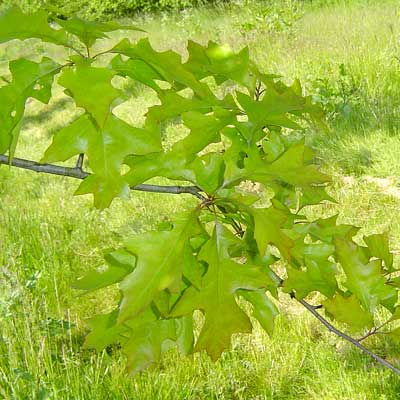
43 113 161 208
172 223 270 360
57 17 145 48
58 65 120 128
239 290 279 336
334 237 397 313
118 210 202 323
0 6 69 46
0 57 60 155
323 294 374 332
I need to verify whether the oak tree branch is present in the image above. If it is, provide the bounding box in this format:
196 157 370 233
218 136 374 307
0 154 206 201
229 252 400 376
298 298 400 375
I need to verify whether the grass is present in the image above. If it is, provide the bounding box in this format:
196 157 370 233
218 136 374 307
2 0 400 398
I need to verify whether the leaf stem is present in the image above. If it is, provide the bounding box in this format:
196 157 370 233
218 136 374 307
0 154 206 200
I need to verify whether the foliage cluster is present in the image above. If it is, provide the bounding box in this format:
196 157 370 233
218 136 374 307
1 5 400 378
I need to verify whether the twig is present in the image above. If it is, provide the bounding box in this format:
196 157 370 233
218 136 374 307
357 320 389 342
0 154 206 201
299 298 400 375
357 327 379 342
265 269 400 375
75 153 84 171
254 80 265 101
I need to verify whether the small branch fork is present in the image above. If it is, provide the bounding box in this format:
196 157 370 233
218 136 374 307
0 154 206 201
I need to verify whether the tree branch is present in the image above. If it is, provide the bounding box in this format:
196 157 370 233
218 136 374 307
298 298 400 375
0 154 206 200
261 268 400 375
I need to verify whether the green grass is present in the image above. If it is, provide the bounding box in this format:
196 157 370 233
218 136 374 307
2 0 400 398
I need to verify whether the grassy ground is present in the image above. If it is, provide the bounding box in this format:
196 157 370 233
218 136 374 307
1 0 400 398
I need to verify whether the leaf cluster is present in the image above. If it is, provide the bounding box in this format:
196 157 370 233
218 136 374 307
1 6 399 374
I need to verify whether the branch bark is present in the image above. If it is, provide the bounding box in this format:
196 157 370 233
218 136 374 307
257 258 400 374
298 298 400 375
0 154 206 201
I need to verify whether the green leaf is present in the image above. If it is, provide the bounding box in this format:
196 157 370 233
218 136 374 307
58 65 120 127
175 316 194 356
295 214 358 244
284 258 338 299
291 242 335 265
123 311 176 374
334 237 397 313
364 233 394 271
111 55 163 92
113 38 215 100
185 41 254 89
125 109 233 186
323 294 374 332
57 17 145 48
73 249 136 292
386 327 400 343
43 113 161 208
172 223 270 360
298 186 336 209
251 206 294 261
190 152 225 193
84 309 128 351
0 6 69 46
262 131 285 162
244 141 330 187
236 84 306 132
118 210 202 323
0 57 60 155
388 307 400 323
146 89 219 128
239 290 279 336
84 307 180 375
